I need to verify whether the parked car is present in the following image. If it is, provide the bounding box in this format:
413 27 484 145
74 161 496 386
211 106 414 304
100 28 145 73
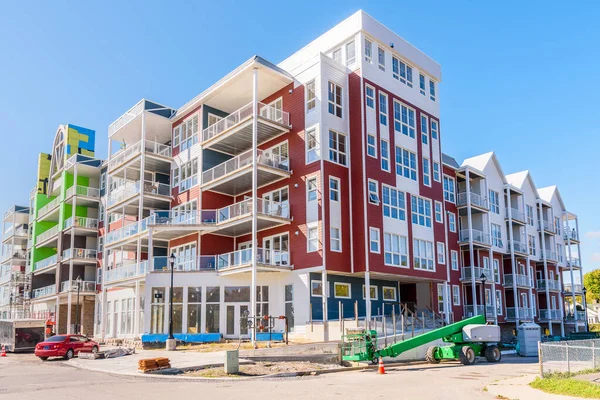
34 335 99 361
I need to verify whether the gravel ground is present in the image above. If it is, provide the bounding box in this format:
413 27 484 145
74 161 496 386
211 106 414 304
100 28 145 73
184 361 343 377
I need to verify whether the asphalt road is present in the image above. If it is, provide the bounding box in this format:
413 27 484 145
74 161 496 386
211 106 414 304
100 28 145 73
0 353 539 400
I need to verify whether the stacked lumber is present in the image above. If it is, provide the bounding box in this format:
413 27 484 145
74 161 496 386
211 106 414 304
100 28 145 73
138 357 171 372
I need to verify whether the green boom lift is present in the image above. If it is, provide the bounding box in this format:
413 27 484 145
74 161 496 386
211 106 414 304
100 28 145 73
341 315 502 365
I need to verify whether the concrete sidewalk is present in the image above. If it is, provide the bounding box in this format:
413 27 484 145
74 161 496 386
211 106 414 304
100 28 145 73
487 374 581 400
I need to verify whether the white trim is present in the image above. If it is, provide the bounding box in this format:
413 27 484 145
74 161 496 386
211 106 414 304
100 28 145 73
382 286 397 302
330 227 342 252
334 282 351 299
369 227 380 254
436 242 446 264
362 284 378 300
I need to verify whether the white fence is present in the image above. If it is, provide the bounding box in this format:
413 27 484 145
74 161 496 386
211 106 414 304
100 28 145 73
539 339 600 376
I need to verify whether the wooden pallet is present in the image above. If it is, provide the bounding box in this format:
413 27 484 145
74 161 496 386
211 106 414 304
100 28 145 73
138 357 171 373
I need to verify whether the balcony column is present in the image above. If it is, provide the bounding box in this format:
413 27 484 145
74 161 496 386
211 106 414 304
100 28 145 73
101 140 112 341
575 217 587 331
564 213 578 332
538 202 551 334
250 67 259 346
137 111 147 276
66 162 79 334
134 280 140 336
558 273 565 336
443 208 451 324
488 247 497 324
506 187 519 326
465 170 477 314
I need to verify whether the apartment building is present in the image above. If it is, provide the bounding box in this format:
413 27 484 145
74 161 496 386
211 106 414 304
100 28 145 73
26 124 102 335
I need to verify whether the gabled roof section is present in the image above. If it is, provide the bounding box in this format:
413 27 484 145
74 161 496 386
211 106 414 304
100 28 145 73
538 185 566 211
442 153 459 169
461 152 508 184
506 170 540 198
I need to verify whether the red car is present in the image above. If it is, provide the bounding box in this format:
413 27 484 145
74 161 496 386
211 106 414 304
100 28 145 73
34 335 99 361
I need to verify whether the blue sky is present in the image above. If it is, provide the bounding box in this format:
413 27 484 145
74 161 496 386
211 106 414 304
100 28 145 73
1 1 598 273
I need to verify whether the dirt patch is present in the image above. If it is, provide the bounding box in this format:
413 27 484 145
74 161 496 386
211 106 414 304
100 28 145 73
184 361 343 378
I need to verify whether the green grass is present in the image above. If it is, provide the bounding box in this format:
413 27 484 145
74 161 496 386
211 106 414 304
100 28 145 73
531 372 600 399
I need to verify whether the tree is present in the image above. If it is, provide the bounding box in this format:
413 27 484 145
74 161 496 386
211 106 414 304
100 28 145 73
584 269 600 303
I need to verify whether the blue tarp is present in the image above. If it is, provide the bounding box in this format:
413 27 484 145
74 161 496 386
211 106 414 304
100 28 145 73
141 333 221 343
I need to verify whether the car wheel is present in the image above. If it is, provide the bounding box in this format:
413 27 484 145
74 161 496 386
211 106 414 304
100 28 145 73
64 349 74 360
39 357 48 361
92 346 99 354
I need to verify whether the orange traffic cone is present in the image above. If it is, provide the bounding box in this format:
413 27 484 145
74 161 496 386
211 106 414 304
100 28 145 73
378 356 385 374
1 345 6 357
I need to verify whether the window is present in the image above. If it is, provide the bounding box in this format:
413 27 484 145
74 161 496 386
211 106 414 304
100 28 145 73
150 287 165 334
431 119 439 140
437 242 446 264
493 259 500 284
306 80 316 112
330 227 341 251
413 239 434 271
526 205 534 226
392 57 413 87
311 280 324 296
433 162 441 182
421 115 429 145
554 217 561 234
363 285 378 300
489 190 500 214
178 158 199 191
285 285 294 330
419 74 426 96
332 48 341 63
452 285 460 306
528 234 536 256
384 233 408 267
382 186 406 220
434 201 443 223
496 290 502 315
379 92 388 125
367 134 377 157
437 284 445 313
364 37 372 63
377 47 385 71
451 250 459 271
422 157 431 186
179 115 199 151
368 179 379 204
365 85 375 108
346 41 356 65
448 212 456 232
329 177 340 202
328 82 342 118
306 127 319 163
187 287 202 334
395 147 417 181
307 224 319 252
334 282 351 299
383 286 397 301
491 223 502 247
557 244 563 262
380 139 390 171
207 113 221 127
307 177 317 202
100 173 106 191
369 227 380 253
443 176 456 203
173 126 180 148
328 130 347 166
429 80 436 101
411 196 432 228
394 101 416 138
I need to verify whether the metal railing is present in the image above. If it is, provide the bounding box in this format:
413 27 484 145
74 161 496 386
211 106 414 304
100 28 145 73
460 266 494 282
506 307 534 320
539 219 553 232
503 274 532 288
66 185 100 199
217 248 290 271
38 197 61 218
62 248 97 261
202 101 290 143
3 225 28 238
32 284 56 298
540 339 600 376
458 229 491 245
565 311 587 320
1 249 27 263
108 180 171 207
34 254 58 271
457 191 489 209
108 139 172 170
105 216 153 245
508 240 527 254
463 305 495 318
505 207 526 222
539 309 562 320
542 249 558 262
60 280 96 293
564 283 583 293
104 261 148 284
568 257 581 268
152 256 217 272
108 100 145 137
36 225 59 244
536 279 561 291
64 216 99 230
564 229 580 241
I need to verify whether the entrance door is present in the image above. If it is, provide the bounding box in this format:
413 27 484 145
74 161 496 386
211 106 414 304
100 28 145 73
225 304 250 339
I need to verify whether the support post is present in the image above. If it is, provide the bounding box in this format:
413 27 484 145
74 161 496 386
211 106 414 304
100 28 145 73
250 68 259 346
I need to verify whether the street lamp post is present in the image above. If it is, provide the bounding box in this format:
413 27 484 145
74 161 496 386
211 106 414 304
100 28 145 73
480 273 488 322
166 254 176 351
583 286 589 332
75 276 82 334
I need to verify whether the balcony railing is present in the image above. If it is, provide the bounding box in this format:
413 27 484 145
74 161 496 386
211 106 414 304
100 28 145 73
32 284 56 299
62 248 97 261
457 191 489 209
108 99 145 137
539 309 562 320
36 225 59 244
64 216 99 230
202 148 290 187
565 311 587 321
508 240 527 254
3 225 28 239
503 274 532 288
104 261 148 284
462 305 495 318
541 250 558 262
567 257 581 269
60 280 96 293
564 229 580 242
153 256 217 272
108 180 171 207
459 229 491 245
536 279 561 291
105 216 153 245
505 207 526 223
66 185 100 199
217 248 290 271
202 102 290 143
34 254 58 271
109 139 172 170
1 249 27 263
564 283 583 293
506 307 534 320
460 266 494 282
538 219 554 233
38 197 61 219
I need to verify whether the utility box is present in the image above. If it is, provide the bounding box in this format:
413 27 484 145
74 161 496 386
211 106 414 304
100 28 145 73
224 350 239 374
517 322 541 357
462 324 501 342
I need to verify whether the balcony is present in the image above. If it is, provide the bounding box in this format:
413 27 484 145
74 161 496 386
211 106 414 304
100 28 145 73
536 279 561 292
107 180 171 211
104 261 148 285
458 229 491 246
32 284 56 299
565 311 587 321
567 257 581 269
201 149 290 196
60 280 96 293
564 229 580 243
202 102 291 155
64 217 99 232
506 307 534 320
33 254 58 272
62 248 97 263
503 274 532 288
539 309 562 320
463 305 495 318
457 191 489 210
2 226 29 245
505 207 526 224
36 225 60 247
563 283 583 294
65 185 100 205
217 248 291 275
37 197 61 221
460 266 494 283
108 139 172 172
541 250 558 263
105 216 153 246
507 240 528 255
152 256 216 272
1 249 27 264
538 220 555 235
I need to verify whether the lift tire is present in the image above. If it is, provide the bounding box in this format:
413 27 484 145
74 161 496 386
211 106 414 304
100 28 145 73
459 346 476 365
425 346 440 364
484 345 502 363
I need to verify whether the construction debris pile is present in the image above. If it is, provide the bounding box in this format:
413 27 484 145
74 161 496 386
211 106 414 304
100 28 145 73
138 357 171 373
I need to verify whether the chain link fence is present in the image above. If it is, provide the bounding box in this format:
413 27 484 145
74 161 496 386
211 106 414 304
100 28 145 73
540 339 600 376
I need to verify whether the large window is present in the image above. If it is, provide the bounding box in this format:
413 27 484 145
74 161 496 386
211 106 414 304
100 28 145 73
187 287 202 334
489 190 500 214
423 157 431 186
346 40 356 65
329 177 340 202
528 234 536 256
330 227 341 252
526 205 534 226
443 176 456 203
307 177 317 202
364 37 372 63
205 286 220 333
328 82 342 118
392 57 413 87
179 115 199 151
451 250 459 271
366 85 375 108
395 147 417 181
150 287 165 334
411 196 432 228
369 227 380 253
368 180 379 204
384 233 408 267
382 186 405 220
491 223 503 248
379 92 388 125
328 130 347 166
381 139 390 171
306 80 316 112
413 239 434 271
306 127 319 163
394 101 416 138
177 158 199 191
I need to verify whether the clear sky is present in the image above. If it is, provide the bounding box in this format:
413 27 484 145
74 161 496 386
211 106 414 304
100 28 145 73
1 1 598 275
